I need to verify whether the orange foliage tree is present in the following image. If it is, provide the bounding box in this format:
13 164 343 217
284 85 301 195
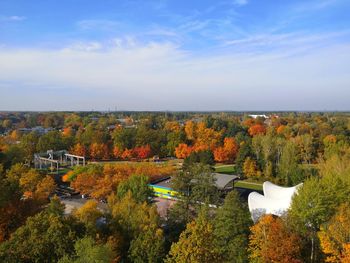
213 137 238 163
175 143 193 159
70 163 174 199
121 148 134 160
113 146 123 159
248 214 302 263
248 124 266 136
194 122 222 151
134 145 152 159
70 143 87 157
90 143 109 160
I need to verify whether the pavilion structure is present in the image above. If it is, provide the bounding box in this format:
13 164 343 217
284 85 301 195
248 181 303 222
34 149 86 173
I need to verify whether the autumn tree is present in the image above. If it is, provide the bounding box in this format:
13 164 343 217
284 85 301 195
213 137 239 163
184 121 195 140
70 143 87 157
133 145 152 159
248 214 302 263
166 209 221 263
90 143 109 160
319 203 350 263
175 143 193 159
73 200 102 235
248 124 266 136
288 170 350 263
121 148 134 160
0 200 84 262
243 157 261 178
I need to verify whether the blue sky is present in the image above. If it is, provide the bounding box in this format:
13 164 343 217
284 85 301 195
0 0 350 111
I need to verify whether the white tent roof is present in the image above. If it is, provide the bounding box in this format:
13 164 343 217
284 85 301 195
248 181 302 222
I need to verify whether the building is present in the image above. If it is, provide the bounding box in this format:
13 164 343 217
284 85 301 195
248 181 303 222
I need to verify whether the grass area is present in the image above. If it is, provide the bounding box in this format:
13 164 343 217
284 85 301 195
214 164 236 174
234 180 263 191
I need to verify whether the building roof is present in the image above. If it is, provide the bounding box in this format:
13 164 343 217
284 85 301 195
213 173 239 190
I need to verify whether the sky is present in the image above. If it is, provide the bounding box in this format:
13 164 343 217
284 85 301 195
0 0 350 111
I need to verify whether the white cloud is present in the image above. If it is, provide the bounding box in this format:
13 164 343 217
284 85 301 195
0 35 349 110
233 0 248 6
0 15 26 22
76 19 120 31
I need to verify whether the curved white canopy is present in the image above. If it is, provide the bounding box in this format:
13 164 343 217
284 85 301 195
248 181 302 222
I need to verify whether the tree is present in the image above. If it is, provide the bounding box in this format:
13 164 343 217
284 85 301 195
213 191 252 262
128 226 165 263
243 157 261 178
108 191 163 262
37 130 65 152
34 175 56 201
288 176 350 263
121 148 134 160
70 143 87 157
133 145 152 159
112 146 123 159
248 214 302 263
190 164 219 207
166 131 186 156
112 127 136 150
235 140 254 174
166 210 221 263
183 150 214 167
117 174 154 204
58 237 114 263
319 203 350 263
19 132 39 163
278 141 303 186
89 143 108 160
184 121 195 140
73 200 102 235
248 124 266 136
213 137 239 163
0 202 83 262
175 143 193 159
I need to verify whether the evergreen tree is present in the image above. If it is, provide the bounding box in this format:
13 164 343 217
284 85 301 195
213 191 252 263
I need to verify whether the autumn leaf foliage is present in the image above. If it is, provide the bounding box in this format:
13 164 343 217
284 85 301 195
248 214 302 263
213 137 239 163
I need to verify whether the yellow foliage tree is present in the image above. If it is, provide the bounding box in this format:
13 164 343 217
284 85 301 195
243 157 260 178
319 203 350 263
166 212 221 263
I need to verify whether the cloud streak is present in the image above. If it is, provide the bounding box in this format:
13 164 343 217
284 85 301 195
0 33 349 111
0 15 26 22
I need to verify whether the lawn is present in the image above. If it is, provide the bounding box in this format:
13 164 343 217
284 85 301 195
234 180 263 191
214 164 236 174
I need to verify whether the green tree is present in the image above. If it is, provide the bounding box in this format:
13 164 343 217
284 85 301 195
20 132 39 163
117 174 154 204
108 191 163 262
213 191 252 262
58 237 114 263
0 200 84 263
37 130 65 152
128 226 165 263
278 141 303 186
